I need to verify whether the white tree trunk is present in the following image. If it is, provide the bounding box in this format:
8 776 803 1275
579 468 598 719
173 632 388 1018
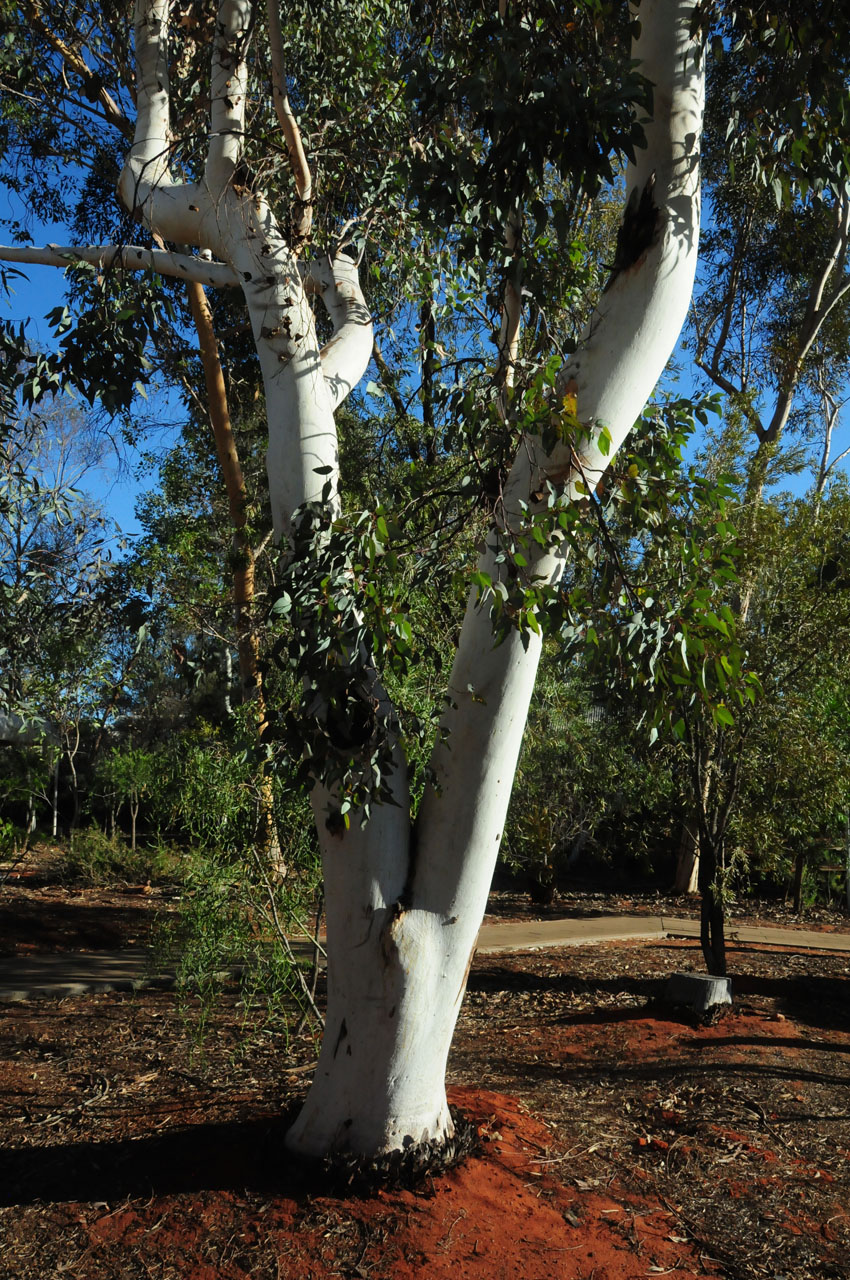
287 0 705 1157
79 0 707 1158
0 0 707 1160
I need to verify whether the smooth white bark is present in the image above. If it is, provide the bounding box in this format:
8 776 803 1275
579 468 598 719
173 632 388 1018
214 189 341 530
118 0 202 240
115 0 374 534
0 244 239 288
205 0 252 196
304 257 374 412
286 0 706 1158
8 0 705 1160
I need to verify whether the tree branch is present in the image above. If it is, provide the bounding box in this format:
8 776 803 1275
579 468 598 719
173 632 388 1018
760 192 850 450
0 243 239 288
206 0 253 195
265 0 313 246
118 0 210 245
25 0 131 137
371 340 411 424
494 211 523 394
302 256 374 411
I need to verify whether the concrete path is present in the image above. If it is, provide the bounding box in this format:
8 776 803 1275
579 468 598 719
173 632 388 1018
0 948 173 1003
477 913 850 955
0 916 847 1002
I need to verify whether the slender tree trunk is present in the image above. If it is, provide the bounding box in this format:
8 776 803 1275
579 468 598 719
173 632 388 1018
67 753 80 835
25 774 36 836
675 819 700 894
185 278 281 867
419 298 437 464
697 837 727 977
51 754 59 839
792 848 805 916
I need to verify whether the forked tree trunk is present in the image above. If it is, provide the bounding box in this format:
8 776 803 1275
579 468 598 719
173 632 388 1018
288 0 706 1156
117 0 704 1158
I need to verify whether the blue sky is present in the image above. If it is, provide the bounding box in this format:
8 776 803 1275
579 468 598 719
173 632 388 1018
4 183 846 558
1 198 182 543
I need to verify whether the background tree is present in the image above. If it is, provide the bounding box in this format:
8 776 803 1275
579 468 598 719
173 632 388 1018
0 398 128 832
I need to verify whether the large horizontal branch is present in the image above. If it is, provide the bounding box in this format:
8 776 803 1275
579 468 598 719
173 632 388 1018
0 244 371 408
0 244 239 288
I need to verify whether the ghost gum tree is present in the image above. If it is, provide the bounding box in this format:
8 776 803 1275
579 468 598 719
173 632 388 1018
0 0 707 1157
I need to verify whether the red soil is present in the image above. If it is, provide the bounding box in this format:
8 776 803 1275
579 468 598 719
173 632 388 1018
56 1087 720 1280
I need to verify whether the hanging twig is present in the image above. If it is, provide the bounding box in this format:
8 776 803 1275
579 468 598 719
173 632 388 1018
250 847 325 1029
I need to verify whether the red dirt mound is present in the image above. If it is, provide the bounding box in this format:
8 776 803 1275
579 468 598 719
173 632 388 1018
55 1088 720 1280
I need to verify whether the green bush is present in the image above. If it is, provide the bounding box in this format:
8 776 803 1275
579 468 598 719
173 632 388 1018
503 662 676 891
149 721 324 1042
0 818 24 862
65 825 168 884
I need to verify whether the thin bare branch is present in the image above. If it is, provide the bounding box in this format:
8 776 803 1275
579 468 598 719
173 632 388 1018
494 212 523 394
25 0 131 136
265 0 313 245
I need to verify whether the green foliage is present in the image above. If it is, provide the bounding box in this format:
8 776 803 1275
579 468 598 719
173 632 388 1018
43 264 174 415
175 729 275 852
65 825 167 884
98 746 156 807
552 395 756 739
0 816 23 860
0 403 119 730
269 499 445 824
719 483 850 887
152 724 323 1041
503 665 676 887
707 0 850 203
402 0 648 271
163 832 321 1042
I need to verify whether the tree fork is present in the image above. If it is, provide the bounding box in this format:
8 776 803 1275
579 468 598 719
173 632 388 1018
287 0 707 1158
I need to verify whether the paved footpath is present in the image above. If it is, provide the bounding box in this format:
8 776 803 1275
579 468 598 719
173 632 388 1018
0 915 848 1003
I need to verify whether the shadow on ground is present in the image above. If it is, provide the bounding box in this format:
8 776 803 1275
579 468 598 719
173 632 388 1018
467 960 850 1032
0 1114 301 1207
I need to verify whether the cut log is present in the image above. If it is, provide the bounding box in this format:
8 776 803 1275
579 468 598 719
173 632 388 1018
664 971 732 1014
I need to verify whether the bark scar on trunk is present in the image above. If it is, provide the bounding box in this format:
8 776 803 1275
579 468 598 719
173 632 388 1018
455 937 478 1005
603 170 666 292
331 1017 348 1058
537 445 595 498
380 900 405 966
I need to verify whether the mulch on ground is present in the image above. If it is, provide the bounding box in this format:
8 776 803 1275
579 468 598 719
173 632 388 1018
0 848 848 1279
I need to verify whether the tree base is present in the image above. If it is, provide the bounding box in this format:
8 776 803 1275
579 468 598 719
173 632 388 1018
303 1108 481 1193
664 971 732 1023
